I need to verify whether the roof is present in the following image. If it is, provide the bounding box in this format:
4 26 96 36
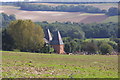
45 29 52 42
50 31 64 45
44 38 49 44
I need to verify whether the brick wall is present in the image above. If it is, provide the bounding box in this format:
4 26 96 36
52 45 64 54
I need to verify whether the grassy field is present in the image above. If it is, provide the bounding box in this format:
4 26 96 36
85 38 110 42
2 51 118 78
102 16 119 23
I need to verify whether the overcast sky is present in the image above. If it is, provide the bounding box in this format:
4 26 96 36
1 0 119 2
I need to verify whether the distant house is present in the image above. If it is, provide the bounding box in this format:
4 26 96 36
45 29 65 54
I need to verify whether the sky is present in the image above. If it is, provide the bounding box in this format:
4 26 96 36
1 0 119 2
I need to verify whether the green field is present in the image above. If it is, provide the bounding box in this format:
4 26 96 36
85 38 110 42
2 51 118 78
102 16 119 23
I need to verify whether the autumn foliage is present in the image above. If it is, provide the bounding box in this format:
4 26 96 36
7 20 44 52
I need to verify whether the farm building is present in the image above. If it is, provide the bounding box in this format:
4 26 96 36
45 29 65 54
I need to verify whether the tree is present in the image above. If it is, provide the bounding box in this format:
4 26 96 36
106 7 119 16
7 20 45 52
41 44 54 53
118 42 120 53
2 29 15 51
81 42 98 54
0 13 16 28
9 14 16 21
100 43 113 55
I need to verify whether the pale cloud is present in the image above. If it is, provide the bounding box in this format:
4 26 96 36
1 0 36 2
1 0 119 2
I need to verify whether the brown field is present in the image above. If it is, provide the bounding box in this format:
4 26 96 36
1 6 108 23
30 3 118 10
81 15 108 24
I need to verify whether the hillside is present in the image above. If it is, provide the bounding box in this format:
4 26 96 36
1 2 119 23
30 3 118 10
2 51 118 78
1 5 109 23
102 16 119 23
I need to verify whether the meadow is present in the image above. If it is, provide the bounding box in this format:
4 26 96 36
85 38 110 42
2 51 118 78
102 16 119 23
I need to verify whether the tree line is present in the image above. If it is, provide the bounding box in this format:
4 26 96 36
36 21 119 39
1 13 120 54
63 37 119 55
19 3 106 13
106 7 120 16
20 4 120 16
1 2 120 16
1 13 119 39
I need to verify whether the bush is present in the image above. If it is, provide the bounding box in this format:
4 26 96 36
81 42 98 54
107 41 117 50
13 49 20 52
100 43 113 55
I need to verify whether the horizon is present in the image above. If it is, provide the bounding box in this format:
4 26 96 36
1 0 119 2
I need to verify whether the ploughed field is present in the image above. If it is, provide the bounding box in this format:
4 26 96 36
2 51 118 78
1 6 109 23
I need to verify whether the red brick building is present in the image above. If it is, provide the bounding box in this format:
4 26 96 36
45 29 65 54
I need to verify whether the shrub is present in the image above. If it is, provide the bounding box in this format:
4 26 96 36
100 43 113 55
81 42 98 54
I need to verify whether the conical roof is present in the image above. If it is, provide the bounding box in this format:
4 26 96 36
50 31 64 45
45 29 52 42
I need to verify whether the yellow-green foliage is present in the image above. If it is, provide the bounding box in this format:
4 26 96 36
84 38 110 42
2 51 118 78
7 20 44 51
100 43 113 54
102 16 119 23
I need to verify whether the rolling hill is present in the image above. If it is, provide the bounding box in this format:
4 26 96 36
1 5 110 23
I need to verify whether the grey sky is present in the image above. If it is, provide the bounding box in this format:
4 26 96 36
1 0 119 2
